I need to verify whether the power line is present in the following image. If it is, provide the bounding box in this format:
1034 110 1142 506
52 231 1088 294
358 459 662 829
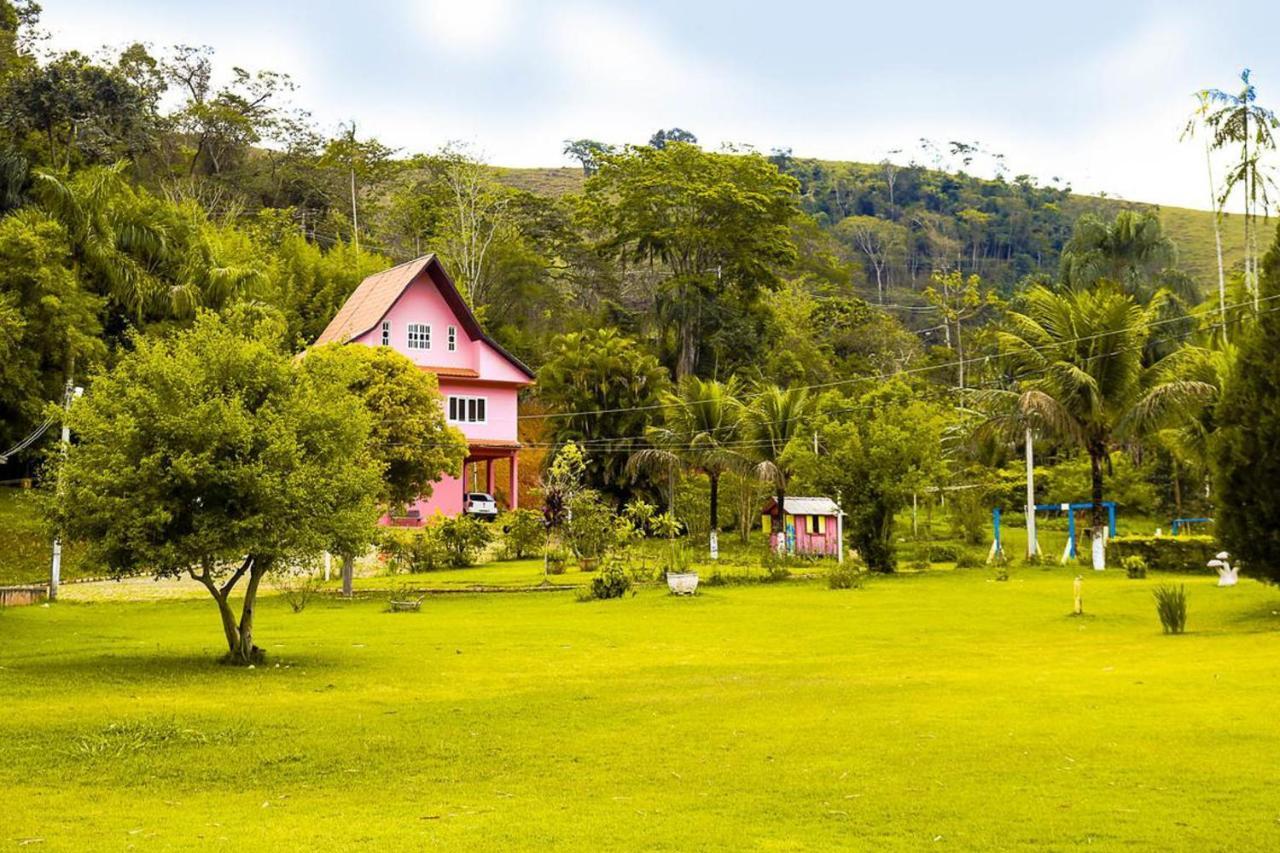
521 293 1277 423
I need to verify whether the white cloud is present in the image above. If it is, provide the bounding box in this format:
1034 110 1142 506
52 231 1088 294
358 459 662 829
414 0 518 55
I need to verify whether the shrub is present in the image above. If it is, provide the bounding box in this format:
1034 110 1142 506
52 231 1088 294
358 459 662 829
1106 535 1217 574
927 543 959 563
1122 555 1148 579
588 564 632 600
272 570 323 613
828 563 862 590
439 516 493 568
378 527 448 573
564 490 617 561
759 548 794 582
954 549 985 569
545 548 569 575
1153 584 1188 634
704 569 727 587
499 509 544 560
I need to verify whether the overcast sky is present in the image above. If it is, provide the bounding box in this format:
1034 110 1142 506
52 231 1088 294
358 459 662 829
37 0 1280 210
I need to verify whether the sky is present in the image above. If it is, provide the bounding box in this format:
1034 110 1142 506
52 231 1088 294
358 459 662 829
36 0 1280 210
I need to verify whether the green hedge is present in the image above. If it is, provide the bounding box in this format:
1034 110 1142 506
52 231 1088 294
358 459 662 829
1106 535 1217 574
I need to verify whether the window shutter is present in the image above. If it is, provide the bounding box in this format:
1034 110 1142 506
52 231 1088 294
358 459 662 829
817 515 826 534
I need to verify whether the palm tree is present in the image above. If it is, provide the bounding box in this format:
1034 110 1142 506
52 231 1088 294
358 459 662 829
990 285 1159 566
630 376 745 558
1182 91 1231 339
1129 343 1234 510
1201 69 1279 311
742 384 810 543
1058 210 1181 301
30 164 169 322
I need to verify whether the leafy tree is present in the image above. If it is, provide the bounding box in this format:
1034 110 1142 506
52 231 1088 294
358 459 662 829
165 45 300 179
631 376 745 557
317 122 397 252
835 215 908 303
790 382 948 571
1213 225 1280 581
537 328 670 501
648 127 697 149
562 138 613 176
923 269 998 388
581 142 799 377
301 344 467 508
44 313 382 664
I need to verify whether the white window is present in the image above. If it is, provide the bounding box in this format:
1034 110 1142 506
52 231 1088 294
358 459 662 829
407 323 431 350
448 325 457 352
447 395 487 424
380 321 391 347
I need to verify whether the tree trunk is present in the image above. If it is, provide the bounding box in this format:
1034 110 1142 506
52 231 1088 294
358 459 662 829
708 472 719 559
1089 442 1107 570
342 553 354 598
1172 461 1183 516
231 558 269 665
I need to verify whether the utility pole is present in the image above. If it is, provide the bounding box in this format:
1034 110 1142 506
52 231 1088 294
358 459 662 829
51 381 83 601
1025 426 1038 559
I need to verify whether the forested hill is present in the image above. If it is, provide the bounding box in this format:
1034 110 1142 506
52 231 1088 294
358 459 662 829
497 163 1244 305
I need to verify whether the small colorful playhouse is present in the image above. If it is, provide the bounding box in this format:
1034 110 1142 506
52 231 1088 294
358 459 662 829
762 496 844 560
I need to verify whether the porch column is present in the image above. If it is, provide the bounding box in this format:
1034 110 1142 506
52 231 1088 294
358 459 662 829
509 452 519 510
486 459 496 496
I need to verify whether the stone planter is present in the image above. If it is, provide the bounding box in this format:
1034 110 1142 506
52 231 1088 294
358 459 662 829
666 571 699 596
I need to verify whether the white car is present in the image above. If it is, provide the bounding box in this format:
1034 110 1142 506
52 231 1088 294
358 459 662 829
463 492 499 520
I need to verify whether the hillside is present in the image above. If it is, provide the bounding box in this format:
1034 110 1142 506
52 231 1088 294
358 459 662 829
1158 204 1247 286
497 165 1239 297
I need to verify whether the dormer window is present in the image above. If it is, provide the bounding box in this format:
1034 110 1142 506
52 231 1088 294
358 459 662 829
448 325 457 352
407 323 431 350
380 321 391 346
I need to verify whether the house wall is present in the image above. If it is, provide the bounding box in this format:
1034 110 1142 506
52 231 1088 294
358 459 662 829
787 514 842 556
353 278 473 371
351 277 522 445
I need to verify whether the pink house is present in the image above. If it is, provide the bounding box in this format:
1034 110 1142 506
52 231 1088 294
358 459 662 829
314 255 535 522
761 496 844 559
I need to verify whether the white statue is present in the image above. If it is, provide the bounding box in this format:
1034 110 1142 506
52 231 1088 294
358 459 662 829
1207 551 1239 587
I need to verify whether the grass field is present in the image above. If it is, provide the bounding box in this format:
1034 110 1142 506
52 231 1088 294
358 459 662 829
4 567 1279 851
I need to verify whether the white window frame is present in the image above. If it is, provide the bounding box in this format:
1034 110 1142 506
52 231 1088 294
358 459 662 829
407 322 431 350
447 325 457 352
380 320 391 347
447 395 487 424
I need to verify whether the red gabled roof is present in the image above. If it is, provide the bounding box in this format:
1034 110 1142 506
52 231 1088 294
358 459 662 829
314 254 535 381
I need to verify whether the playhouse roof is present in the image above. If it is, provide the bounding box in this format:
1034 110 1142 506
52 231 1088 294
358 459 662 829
314 254 535 380
765 496 842 516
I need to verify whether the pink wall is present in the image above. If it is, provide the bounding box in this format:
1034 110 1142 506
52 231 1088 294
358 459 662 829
787 515 842 557
351 276 523 445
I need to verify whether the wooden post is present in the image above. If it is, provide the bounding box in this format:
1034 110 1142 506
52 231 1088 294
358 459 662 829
509 453 519 510
486 459 495 496
1073 575 1083 615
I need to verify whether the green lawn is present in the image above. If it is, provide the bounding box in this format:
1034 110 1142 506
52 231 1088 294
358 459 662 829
3 568 1280 850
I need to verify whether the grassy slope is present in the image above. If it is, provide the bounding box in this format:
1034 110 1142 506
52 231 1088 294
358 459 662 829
4 570 1280 851
1157 205 1247 286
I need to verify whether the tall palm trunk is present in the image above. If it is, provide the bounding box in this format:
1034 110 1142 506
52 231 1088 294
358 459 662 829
1089 441 1107 569
1205 143 1229 340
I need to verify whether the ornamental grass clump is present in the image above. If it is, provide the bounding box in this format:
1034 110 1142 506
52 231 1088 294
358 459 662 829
1153 584 1188 634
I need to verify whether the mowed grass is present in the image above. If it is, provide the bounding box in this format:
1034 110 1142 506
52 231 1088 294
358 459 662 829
3 570 1280 851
